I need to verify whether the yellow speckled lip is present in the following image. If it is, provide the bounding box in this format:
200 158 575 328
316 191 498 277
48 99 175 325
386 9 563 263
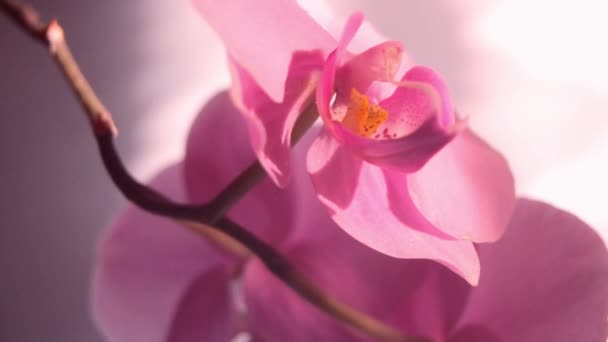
341 88 388 138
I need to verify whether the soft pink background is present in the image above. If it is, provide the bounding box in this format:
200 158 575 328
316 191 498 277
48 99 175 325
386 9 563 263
0 0 606 340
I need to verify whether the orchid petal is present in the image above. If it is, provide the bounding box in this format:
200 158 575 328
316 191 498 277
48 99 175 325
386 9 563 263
407 130 515 242
449 326 502 342
390 261 473 340
228 53 323 187
384 65 455 128
453 199 608 341
184 91 297 245
192 0 335 102
243 259 365 341
167 268 237 342
346 20 399 55
307 4 414 86
307 129 480 285
297 0 391 53
93 164 236 342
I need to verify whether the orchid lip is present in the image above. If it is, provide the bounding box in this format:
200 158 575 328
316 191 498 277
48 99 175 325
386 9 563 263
330 77 446 142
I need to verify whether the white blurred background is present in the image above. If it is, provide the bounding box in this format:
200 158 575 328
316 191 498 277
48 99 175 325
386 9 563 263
0 0 606 340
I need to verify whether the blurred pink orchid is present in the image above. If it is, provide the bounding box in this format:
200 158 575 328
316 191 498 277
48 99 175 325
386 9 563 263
192 1 514 284
93 93 608 341
248 199 608 342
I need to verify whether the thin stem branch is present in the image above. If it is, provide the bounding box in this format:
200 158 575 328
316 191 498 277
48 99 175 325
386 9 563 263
1 0 46 40
2 0 314 226
1 2 428 341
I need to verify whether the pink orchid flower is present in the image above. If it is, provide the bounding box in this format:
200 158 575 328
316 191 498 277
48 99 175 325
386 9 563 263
93 92 608 341
192 1 515 284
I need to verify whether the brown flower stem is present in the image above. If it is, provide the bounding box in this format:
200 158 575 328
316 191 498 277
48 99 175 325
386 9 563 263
95 133 250 258
1 0 46 40
1 1 429 341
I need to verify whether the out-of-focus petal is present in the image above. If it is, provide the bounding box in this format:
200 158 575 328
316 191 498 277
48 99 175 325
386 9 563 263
93 164 236 342
407 130 515 242
242 259 365 341
167 268 237 342
192 0 335 102
184 91 297 245
390 260 473 341
449 326 502 342
453 199 608 341
307 129 480 285
228 53 323 187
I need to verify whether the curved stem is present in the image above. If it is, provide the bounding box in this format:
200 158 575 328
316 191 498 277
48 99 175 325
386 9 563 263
1 2 429 341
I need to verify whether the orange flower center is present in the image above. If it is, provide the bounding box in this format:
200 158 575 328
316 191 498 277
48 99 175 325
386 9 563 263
341 88 388 137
